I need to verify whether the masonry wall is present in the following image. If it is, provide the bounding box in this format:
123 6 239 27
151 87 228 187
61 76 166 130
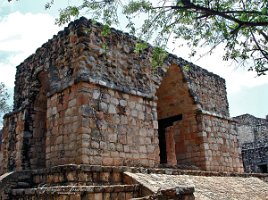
46 82 159 167
181 64 229 117
242 141 268 173
0 111 24 174
201 114 243 172
154 64 243 172
235 114 268 172
156 65 197 120
235 114 268 144
0 17 243 174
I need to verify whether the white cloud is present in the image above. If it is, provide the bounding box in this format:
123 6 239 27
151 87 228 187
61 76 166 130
0 12 62 87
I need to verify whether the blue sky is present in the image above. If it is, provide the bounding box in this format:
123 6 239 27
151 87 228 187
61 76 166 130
0 1 267 119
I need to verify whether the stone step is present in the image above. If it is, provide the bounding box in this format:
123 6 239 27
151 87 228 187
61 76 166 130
17 174 31 181
16 181 31 188
11 184 142 199
31 167 136 186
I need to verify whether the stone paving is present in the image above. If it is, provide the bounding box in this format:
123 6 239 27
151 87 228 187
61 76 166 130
125 172 268 200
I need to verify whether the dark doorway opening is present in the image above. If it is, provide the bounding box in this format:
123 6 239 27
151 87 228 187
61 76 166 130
158 114 182 164
258 164 268 173
31 71 49 169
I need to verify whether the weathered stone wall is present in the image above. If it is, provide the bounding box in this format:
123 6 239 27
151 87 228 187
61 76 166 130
13 17 229 120
46 82 159 167
180 64 229 117
0 165 143 200
241 141 268 173
155 64 241 171
1 76 48 174
1 111 25 174
235 114 268 173
156 64 197 120
235 114 268 144
167 115 203 168
162 113 243 172
201 114 243 172
235 124 255 144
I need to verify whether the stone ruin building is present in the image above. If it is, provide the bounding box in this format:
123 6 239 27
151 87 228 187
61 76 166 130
0 17 267 199
235 114 268 173
0 16 243 173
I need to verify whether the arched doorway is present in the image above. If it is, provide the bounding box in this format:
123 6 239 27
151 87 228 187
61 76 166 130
156 64 198 166
30 71 49 169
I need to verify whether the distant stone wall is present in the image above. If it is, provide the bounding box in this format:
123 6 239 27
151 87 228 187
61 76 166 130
235 114 268 173
242 140 268 173
235 114 268 144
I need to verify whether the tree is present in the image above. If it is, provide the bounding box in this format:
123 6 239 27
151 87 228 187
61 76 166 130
0 82 11 115
11 0 268 75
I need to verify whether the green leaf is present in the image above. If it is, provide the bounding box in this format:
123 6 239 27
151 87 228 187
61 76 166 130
101 24 111 37
134 42 148 54
152 47 168 68
123 0 152 14
183 65 191 71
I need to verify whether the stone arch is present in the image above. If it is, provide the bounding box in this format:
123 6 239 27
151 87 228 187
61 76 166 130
28 70 50 169
156 64 202 168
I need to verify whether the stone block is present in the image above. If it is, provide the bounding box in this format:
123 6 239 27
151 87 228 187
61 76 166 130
108 134 117 143
80 105 95 117
100 102 108 112
119 99 127 107
81 155 90 164
111 151 119 157
124 191 134 198
103 193 111 200
99 172 110 183
108 104 117 114
128 101 135 109
118 192 125 199
91 141 100 149
67 172 76 181
93 89 101 99
68 98 77 107
111 97 119 105
103 157 113 166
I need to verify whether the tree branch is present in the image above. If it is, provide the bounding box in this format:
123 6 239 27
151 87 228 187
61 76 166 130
152 3 268 27
250 30 268 60
259 30 268 42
